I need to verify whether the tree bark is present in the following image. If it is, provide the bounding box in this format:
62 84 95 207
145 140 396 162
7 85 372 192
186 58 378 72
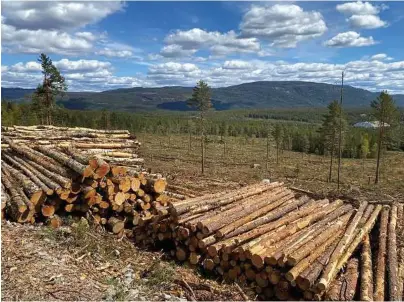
374 206 389 301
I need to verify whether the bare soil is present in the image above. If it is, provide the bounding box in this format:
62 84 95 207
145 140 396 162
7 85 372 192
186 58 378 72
1 220 250 301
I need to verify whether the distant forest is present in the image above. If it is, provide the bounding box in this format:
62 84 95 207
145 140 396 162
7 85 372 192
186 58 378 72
2 101 404 159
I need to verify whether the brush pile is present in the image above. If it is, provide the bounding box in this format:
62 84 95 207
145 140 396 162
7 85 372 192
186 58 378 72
139 181 403 301
1 125 170 233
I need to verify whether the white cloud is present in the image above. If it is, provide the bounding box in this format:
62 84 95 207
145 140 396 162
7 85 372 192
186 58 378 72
336 1 381 15
1 58 151 91
370 53 393 61
336 1 388 29
324 31 376 48
3 58 404 93
348 15 386 29
161 28 261 57
160 45 197 58
96 49 133 58
1 1 124 30
223 60 253 70
75 32 97 42
240 4 327 48
1 23 93 55
143 59 404 94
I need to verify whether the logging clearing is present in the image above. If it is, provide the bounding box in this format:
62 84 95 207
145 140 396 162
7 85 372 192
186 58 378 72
1 125 403 301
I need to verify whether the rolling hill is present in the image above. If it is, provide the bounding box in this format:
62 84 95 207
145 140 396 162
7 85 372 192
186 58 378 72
2 81 404 111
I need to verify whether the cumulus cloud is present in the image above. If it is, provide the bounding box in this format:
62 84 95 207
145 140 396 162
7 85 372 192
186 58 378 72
336 1 387 29
1 1 129 57
1 23 93 55
160 45 197 58
324 31 376 47
370 53 393 61
348 15 386 29
161 28 261 58
1 58 151 91
240 4 327 48
336 1 381 15
1 1 124 30
3 57 404 93
143 59 404 94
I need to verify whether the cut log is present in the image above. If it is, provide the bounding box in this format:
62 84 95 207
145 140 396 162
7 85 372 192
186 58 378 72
107 217 125 234
360 234 373 301
2 152 53 195
318 201 368 291
10 155 62 192
35 145 93 177
387 205 398 301
374 206 389 301
2 161 45 205
5 140 73 178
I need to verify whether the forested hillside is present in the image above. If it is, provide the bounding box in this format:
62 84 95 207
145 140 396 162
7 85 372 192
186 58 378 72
3 81 404 111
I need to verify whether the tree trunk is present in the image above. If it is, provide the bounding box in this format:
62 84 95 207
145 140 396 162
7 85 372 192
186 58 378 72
329 144 334 182
375 119 384 184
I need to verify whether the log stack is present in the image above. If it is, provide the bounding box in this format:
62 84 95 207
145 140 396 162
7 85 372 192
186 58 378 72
1 125 172 233
137 180 401 301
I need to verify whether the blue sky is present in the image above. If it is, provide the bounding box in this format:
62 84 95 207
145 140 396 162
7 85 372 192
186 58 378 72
1 1 404 93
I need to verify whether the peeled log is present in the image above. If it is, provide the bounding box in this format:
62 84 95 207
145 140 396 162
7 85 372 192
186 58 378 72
387 205 398 301
374 206 389 301
360 234 373 301
318 201 368 291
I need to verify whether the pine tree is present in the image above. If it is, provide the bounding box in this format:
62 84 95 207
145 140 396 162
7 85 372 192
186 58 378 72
371 91 399 183
320 100 347 182
33 53 67 125
187 80 212 174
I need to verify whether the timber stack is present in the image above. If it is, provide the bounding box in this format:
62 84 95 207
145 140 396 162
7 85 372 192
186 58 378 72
140 181 403 301
1 125 171 233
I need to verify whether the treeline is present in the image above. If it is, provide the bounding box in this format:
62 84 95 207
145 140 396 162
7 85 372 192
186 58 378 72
2 101 403 159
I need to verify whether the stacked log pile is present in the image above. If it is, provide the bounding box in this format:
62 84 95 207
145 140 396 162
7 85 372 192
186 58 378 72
138 181 402 301
1 125 171 233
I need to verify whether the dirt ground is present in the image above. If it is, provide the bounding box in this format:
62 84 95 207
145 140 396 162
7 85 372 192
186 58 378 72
138 133 404 201
1 220 251 301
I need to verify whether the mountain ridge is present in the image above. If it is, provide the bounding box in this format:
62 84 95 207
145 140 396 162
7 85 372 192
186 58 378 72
2 81 404 111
